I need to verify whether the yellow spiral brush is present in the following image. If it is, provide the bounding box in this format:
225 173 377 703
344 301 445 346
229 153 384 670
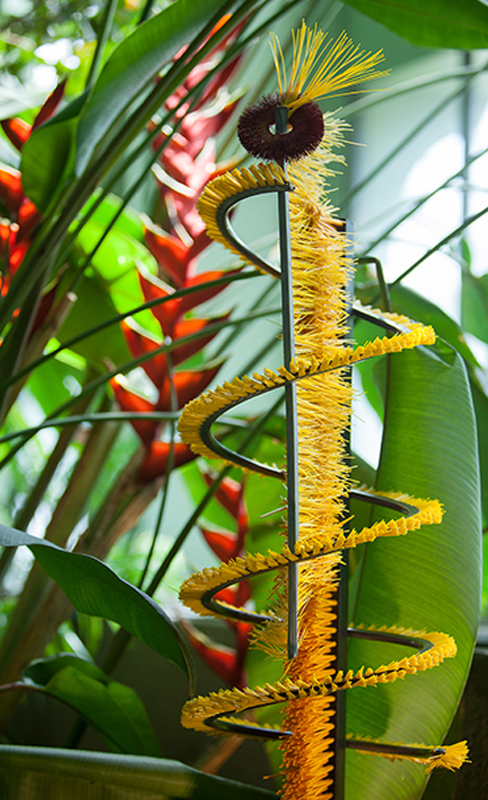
177 22 468 799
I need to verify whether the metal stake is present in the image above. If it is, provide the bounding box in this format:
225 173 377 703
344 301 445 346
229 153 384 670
333 225 354 800
274 105 299 660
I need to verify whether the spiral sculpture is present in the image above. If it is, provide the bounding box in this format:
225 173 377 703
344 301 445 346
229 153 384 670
177 23 468 799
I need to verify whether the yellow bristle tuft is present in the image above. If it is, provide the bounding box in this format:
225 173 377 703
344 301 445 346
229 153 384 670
270 21 389 110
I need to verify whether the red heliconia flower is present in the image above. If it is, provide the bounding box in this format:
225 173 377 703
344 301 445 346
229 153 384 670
137 441 196 483
0 80 65 315
156 140 217 240
200 524 240 562
181 583 251 687
151 17 246 242
1 79 66 152
109 378 159 445
179 97 240 158
164 15 245 118
138 269 240 339
194 54 244 114
179 618 246 687
111 358 222 429
0 167 41 248
120 322 167 387
157 96 240 164
17 200 40 240
110 261 238 483
121 313 229 385
202 472 248 539
144 224 209 288
157 361 223 411
0 117 31 151
185 471 252 686
0 165 24 212
111 21 246 485
0 221 32 303
214 581 251 609
170 312 230 366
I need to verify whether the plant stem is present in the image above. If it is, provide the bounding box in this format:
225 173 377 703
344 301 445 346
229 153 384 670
1 271 258 392
138 354 177 591
391 202 488 287
85 0 119 92
101 394 284 678
274 106 299 660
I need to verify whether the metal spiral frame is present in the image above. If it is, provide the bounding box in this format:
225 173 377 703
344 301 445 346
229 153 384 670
177 156 465 787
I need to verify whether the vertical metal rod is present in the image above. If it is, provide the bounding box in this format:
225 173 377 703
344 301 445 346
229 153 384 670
461 51 471 225
274 105 299 660
332 230 354 800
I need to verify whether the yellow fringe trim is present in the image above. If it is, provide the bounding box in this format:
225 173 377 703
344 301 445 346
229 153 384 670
350 736 469 773
179 492 442 618
178 66 465 789
180 627 456 734
196 162 288 272
177 323 435 466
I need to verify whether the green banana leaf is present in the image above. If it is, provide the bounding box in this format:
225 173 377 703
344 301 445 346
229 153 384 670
389 282 488 526
0 524 192 684
21 0 251 210
21 112 78 213
347 340 481 799
461 268 488 346
0 745 275 799
24 654 163 757
75 0 243 175
390 284 479 368
342 0 488 49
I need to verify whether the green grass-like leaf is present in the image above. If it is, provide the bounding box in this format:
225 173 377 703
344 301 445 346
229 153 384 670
0 745 275 799
342 0 488 48
25 654 162 756
0 524 192 684
75 0 239 175
347 341 481 799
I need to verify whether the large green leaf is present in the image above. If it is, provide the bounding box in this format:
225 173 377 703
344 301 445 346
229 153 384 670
471 380 488 528
347 341 481 799
461 269 488 346
25 655 162 757
21 93 87 213
342 0 488 49
0 524 192 683
79 192 146 243
0 745 274 799
55 274 131 372
75 0 238 176
74 216 159 329
21 116 77 214
20 0 244 210
25 351 87 415
390 284 479 368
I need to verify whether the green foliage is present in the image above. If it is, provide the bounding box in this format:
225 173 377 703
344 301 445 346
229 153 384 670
0 744 276 799
0 523 192 681
21 108 78 212
0 1 487 798
25 654 163 756
342 0 488 49
348 342 481 799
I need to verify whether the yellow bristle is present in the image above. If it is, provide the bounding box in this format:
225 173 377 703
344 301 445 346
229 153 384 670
177 20 466 795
